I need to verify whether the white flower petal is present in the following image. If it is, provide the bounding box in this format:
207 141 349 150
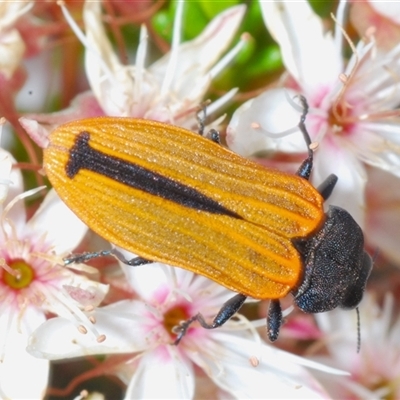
0 29 25 79
189 332 332 398
226 88 306 156
346 121 400 176
366 167 400 264
0 148 26 231
125 347 195 399
0 307 48 399
0 148 12 203
27 300 160 359
82 1 130 116
150 5 246 101
0 1 33 30
121 259 236 312
26 189 88 253
260 0 341 92
312 139 367 227
0 1 32 78
119 254 176 300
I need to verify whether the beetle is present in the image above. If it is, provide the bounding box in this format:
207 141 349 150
43 97 372 344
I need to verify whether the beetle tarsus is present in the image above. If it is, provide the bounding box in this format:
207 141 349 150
173 293 247 345
267 299 282 342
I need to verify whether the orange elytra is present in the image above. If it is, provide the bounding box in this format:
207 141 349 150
44 117 323 297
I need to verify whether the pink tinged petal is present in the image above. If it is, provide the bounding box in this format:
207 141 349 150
365 167 400 264
282 315 323 340
0 307 48 399
125 347 195 399
312 138 367 228
19 116 50 148
188 332 338 399
63 281 109 308
122 260 235 313
369 2 400 25
27 300 161 359
227 88 307 157
21 92 104 142
150 5 246 101
119 254 174 300
26 189 88 253
260 0 342 93
351 2 400 50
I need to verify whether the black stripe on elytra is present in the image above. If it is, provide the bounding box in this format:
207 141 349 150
65 131 241 218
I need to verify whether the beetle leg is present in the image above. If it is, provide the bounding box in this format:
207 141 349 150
196 102 220 143
63 250 114 265
63 248 152 266
267 299 282 342
173 293 247 345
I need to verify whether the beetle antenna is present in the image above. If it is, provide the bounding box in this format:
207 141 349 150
295 96 315 180
297 95 313 159
356 306 361 353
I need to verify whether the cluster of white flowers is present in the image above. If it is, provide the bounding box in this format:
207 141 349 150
1 0 400 398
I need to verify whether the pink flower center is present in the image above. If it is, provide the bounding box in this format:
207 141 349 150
327 101 355 135
163 303 191 340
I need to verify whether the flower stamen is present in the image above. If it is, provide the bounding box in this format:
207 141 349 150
78 325 88 334
0 258 20 278
96 334 106 343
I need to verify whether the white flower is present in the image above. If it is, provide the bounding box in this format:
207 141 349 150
21 1 247 144
227 0 400 229
309 291 400 399
59 0 245 127
0 149 108 399
27 258 344 399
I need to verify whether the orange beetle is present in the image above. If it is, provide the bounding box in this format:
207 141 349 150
43 98 371 343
